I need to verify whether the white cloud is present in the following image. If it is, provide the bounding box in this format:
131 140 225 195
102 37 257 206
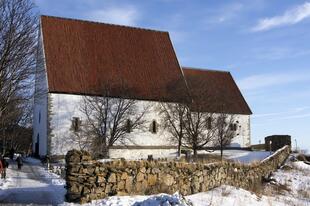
238 72 310 91
87 6 139 26
252 47 310 60
253 107 310 118
278 113 310 120
252 2 310 31
216 3 243 23
205 3 244 24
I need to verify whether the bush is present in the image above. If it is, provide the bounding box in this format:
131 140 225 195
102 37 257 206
296 154 307 162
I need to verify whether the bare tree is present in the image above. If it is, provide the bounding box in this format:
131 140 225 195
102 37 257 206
0 0 37 154
68 118 94 151
213 110 236 160
158 102 187 157
0 97 32 153
183 105 217 158
6 125 32 154
158 78 219 158
78 85 149 158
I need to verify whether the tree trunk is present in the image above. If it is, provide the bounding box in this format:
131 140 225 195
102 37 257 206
177 134 182 157
193 148 197 157
101 136 108 158
220 139 223 160
192 134 198 159
102 148 109 158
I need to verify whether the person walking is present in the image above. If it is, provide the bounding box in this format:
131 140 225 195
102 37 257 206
16 155 23 170
1 157 8 178
9 148 15 160
0 156 4 178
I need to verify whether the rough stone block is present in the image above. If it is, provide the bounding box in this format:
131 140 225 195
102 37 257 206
147 174 157 186
162 174 174 186
108 173 116 183
136 172 144 182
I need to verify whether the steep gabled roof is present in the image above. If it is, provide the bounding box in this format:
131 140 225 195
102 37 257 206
182 67 252 115
40 15 189 103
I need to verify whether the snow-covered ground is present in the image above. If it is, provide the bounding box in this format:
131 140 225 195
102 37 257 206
0 157 66 205
187 158 310 206
0 155 309 205
98 150 272 164
199 149 271 164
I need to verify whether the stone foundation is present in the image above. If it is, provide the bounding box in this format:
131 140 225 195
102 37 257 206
65 146 290 204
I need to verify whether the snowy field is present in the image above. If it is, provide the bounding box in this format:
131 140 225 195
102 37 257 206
0 155 309 205
199 149 271 164
187 158 310 206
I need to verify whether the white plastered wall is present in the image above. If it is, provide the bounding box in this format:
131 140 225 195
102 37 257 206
48 93 251 158
32 29 48 156
48 93 176 158
229 114 251 147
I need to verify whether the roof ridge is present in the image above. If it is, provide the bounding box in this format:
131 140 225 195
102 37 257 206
182 66 230 73
41 15 168 34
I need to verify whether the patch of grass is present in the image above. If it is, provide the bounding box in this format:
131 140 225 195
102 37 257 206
281 165 293 171
297 186 310 199
249 180 264 196
263 180 291 197
144 183 173 195
221 187 231 197
277 182 291 193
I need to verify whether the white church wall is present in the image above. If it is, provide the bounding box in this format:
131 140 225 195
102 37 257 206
109 149 177 159
48 93 176 157
49 93 85 155
33 30 48 156
200 113 251 148
229 114 251 147
47 92 251 158
33 100 48 156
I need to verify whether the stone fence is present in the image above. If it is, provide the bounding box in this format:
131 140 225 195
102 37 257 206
65 145 290 203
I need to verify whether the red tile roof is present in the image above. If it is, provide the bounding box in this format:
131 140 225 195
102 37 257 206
182 67 252 115
40 15 190 103
40 16 251 115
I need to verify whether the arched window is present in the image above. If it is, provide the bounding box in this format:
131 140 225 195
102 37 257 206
151 120 158 134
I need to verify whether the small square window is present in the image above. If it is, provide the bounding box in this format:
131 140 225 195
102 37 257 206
151 120 158 134
206 117 212 129
230 123 237 131
126 119 132 133
72 117 81 132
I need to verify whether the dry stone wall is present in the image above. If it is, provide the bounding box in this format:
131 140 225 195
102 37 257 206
65 146 290 203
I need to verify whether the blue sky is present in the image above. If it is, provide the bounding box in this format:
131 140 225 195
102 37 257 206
34 0 310 151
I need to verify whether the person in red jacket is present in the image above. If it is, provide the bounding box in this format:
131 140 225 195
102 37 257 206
1 157 8 178
0 156 3 178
